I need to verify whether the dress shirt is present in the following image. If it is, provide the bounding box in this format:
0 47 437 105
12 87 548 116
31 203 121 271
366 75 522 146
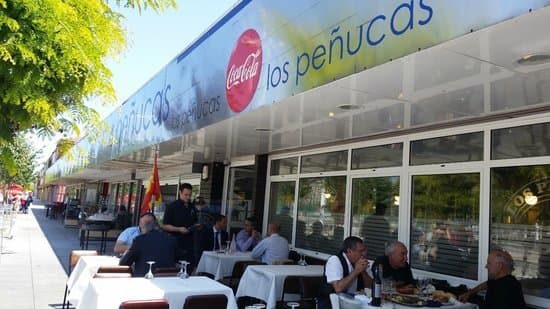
116 226 141 246
325 253 357 293
235 229 259 251
251 233 289 264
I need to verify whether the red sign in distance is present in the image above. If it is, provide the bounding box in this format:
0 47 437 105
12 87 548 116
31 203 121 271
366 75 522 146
226 29 262 113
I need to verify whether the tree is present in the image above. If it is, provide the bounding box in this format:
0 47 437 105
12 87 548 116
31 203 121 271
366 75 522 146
0 134 39 188
0 0 176 159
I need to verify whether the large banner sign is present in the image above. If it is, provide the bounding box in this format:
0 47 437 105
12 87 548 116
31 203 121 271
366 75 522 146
46 0 550 181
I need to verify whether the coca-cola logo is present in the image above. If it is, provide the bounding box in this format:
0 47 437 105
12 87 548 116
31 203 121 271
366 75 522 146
226 29 262 113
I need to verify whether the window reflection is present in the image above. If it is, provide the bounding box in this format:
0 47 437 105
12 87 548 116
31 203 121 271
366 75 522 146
410 173 480 280
296 177 346 254
410 132 483 165
491 122 550 159
351 177 399 260
351 143 403 169
268 181 296 243
490 165 550 299
300 151 348 173
270 157 299 175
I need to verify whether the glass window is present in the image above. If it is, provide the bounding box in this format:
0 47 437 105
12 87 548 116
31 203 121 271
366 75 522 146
351 143 403 170
351 176 400 260
295 176 346 254
491 122 550 160
270 157 299 175
268 181 296 242
410 132 483 165
300 150 348 173
490 164 550 300
410 173 480 279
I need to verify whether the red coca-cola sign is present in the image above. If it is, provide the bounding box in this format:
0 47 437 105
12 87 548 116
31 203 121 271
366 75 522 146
226 29 262 113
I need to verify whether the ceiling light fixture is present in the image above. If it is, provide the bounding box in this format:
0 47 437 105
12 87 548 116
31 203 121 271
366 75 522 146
517 53 550 66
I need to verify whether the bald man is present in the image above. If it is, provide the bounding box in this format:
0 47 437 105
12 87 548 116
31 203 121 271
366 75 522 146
251 222 289 264
372 241 415 287
459 250 526 309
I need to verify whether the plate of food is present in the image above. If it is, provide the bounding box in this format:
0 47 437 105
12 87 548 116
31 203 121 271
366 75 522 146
389 294 427 307
431 290 457 305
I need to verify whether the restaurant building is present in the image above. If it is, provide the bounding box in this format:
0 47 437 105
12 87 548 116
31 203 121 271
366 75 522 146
42 0 550 306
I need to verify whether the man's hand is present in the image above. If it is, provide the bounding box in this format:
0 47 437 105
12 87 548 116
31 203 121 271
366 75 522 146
179 226 189 234
354 256 369 274
458 290 472 303
252 230 261 240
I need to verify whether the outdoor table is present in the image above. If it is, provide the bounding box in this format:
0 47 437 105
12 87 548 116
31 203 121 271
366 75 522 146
67 255 120 306
195 250 254 280
332 292 478 309
77 276 238 309
236 264 324 309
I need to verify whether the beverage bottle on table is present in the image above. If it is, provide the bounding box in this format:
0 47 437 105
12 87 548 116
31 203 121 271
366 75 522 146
371 264 382 306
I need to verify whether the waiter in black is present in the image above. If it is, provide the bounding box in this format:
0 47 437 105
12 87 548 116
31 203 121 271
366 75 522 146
161 183 198 265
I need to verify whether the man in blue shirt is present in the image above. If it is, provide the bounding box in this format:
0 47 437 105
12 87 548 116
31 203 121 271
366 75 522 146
251 222 289 264
236 217 261 251
114 212 156 255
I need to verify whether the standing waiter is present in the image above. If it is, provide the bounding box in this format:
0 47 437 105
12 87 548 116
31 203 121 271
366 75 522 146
161 183 198 265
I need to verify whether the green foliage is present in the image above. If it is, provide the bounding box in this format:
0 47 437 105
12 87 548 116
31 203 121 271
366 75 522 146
0 0 175 169
0 134 39 188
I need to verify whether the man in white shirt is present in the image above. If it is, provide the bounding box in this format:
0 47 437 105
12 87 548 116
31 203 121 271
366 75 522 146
318 236 372 309
251 222 289 264
113 212 156 255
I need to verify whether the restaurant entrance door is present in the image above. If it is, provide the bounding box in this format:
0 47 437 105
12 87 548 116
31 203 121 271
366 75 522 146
224 165 258 236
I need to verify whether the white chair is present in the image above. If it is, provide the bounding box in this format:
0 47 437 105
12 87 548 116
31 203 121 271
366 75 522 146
338 294 363 309
329 293 340 309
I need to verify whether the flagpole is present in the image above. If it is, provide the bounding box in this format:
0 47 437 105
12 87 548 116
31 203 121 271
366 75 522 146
151 194 155 214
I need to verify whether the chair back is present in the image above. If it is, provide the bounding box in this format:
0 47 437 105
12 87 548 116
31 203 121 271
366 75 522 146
93 273 132 278
194 271 215 280
272 259 295 265
97 265 132 274
119 299 169 309
300 276 323 298
183 294 227 309
231 260 264 278
154 267 180 277
69 250 98 272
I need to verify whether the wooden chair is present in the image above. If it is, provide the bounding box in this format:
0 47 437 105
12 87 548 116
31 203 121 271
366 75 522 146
300 276 323 308
93 272 132 278
276 275 302 308
220 260 264 292
119 299 169 309
272 259 295 265
97 265 132 274
194 271 215 280
62 250 98 309
183 294 227 309
153 266 180 277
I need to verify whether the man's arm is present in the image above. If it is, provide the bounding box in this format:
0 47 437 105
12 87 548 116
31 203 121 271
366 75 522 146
328 256 370 293
113 241 130 255
161 224 189 234
251 238 267 260
113 228 133 255
458 281 488 302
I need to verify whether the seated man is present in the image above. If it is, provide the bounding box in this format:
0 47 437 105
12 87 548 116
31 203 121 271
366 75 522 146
113 212 155 255
235 216 261 251
119 214 177 277
251 222 289 264
318 236 372 309
372 241 415 287
459 250 526 309
195 214 229 262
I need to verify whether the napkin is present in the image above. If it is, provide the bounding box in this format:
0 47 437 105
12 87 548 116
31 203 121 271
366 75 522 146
354 294 371 305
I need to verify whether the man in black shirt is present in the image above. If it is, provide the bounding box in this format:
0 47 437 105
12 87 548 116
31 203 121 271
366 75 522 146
372 241 415 287
459 250 526 309
161 183 197 265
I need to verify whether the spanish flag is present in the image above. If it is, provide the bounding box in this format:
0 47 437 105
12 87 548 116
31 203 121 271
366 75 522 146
140 151 162 214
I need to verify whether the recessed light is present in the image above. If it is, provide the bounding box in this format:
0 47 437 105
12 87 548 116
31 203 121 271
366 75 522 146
328 112 335 117
517 53 550 66
337 104 362 110
254 128 272 132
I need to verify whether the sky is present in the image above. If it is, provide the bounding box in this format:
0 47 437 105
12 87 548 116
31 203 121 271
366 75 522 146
34 0 239 164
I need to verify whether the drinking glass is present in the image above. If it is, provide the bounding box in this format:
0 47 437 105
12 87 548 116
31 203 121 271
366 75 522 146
298 253 308 266
144 261 155 279
382 278 395 301
418 278 432 298
178 260 190 279
225 241 231 254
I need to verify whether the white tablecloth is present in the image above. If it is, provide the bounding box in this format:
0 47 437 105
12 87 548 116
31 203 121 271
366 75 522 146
67 255 120 306
332 293 478 309
236 265 324 309
77 276 238 309
196 251 254 280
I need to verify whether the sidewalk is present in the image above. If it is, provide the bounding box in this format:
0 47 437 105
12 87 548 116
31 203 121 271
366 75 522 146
0 200 114 309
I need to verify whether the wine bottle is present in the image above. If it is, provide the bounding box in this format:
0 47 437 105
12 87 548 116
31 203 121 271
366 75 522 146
371 264 382 306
